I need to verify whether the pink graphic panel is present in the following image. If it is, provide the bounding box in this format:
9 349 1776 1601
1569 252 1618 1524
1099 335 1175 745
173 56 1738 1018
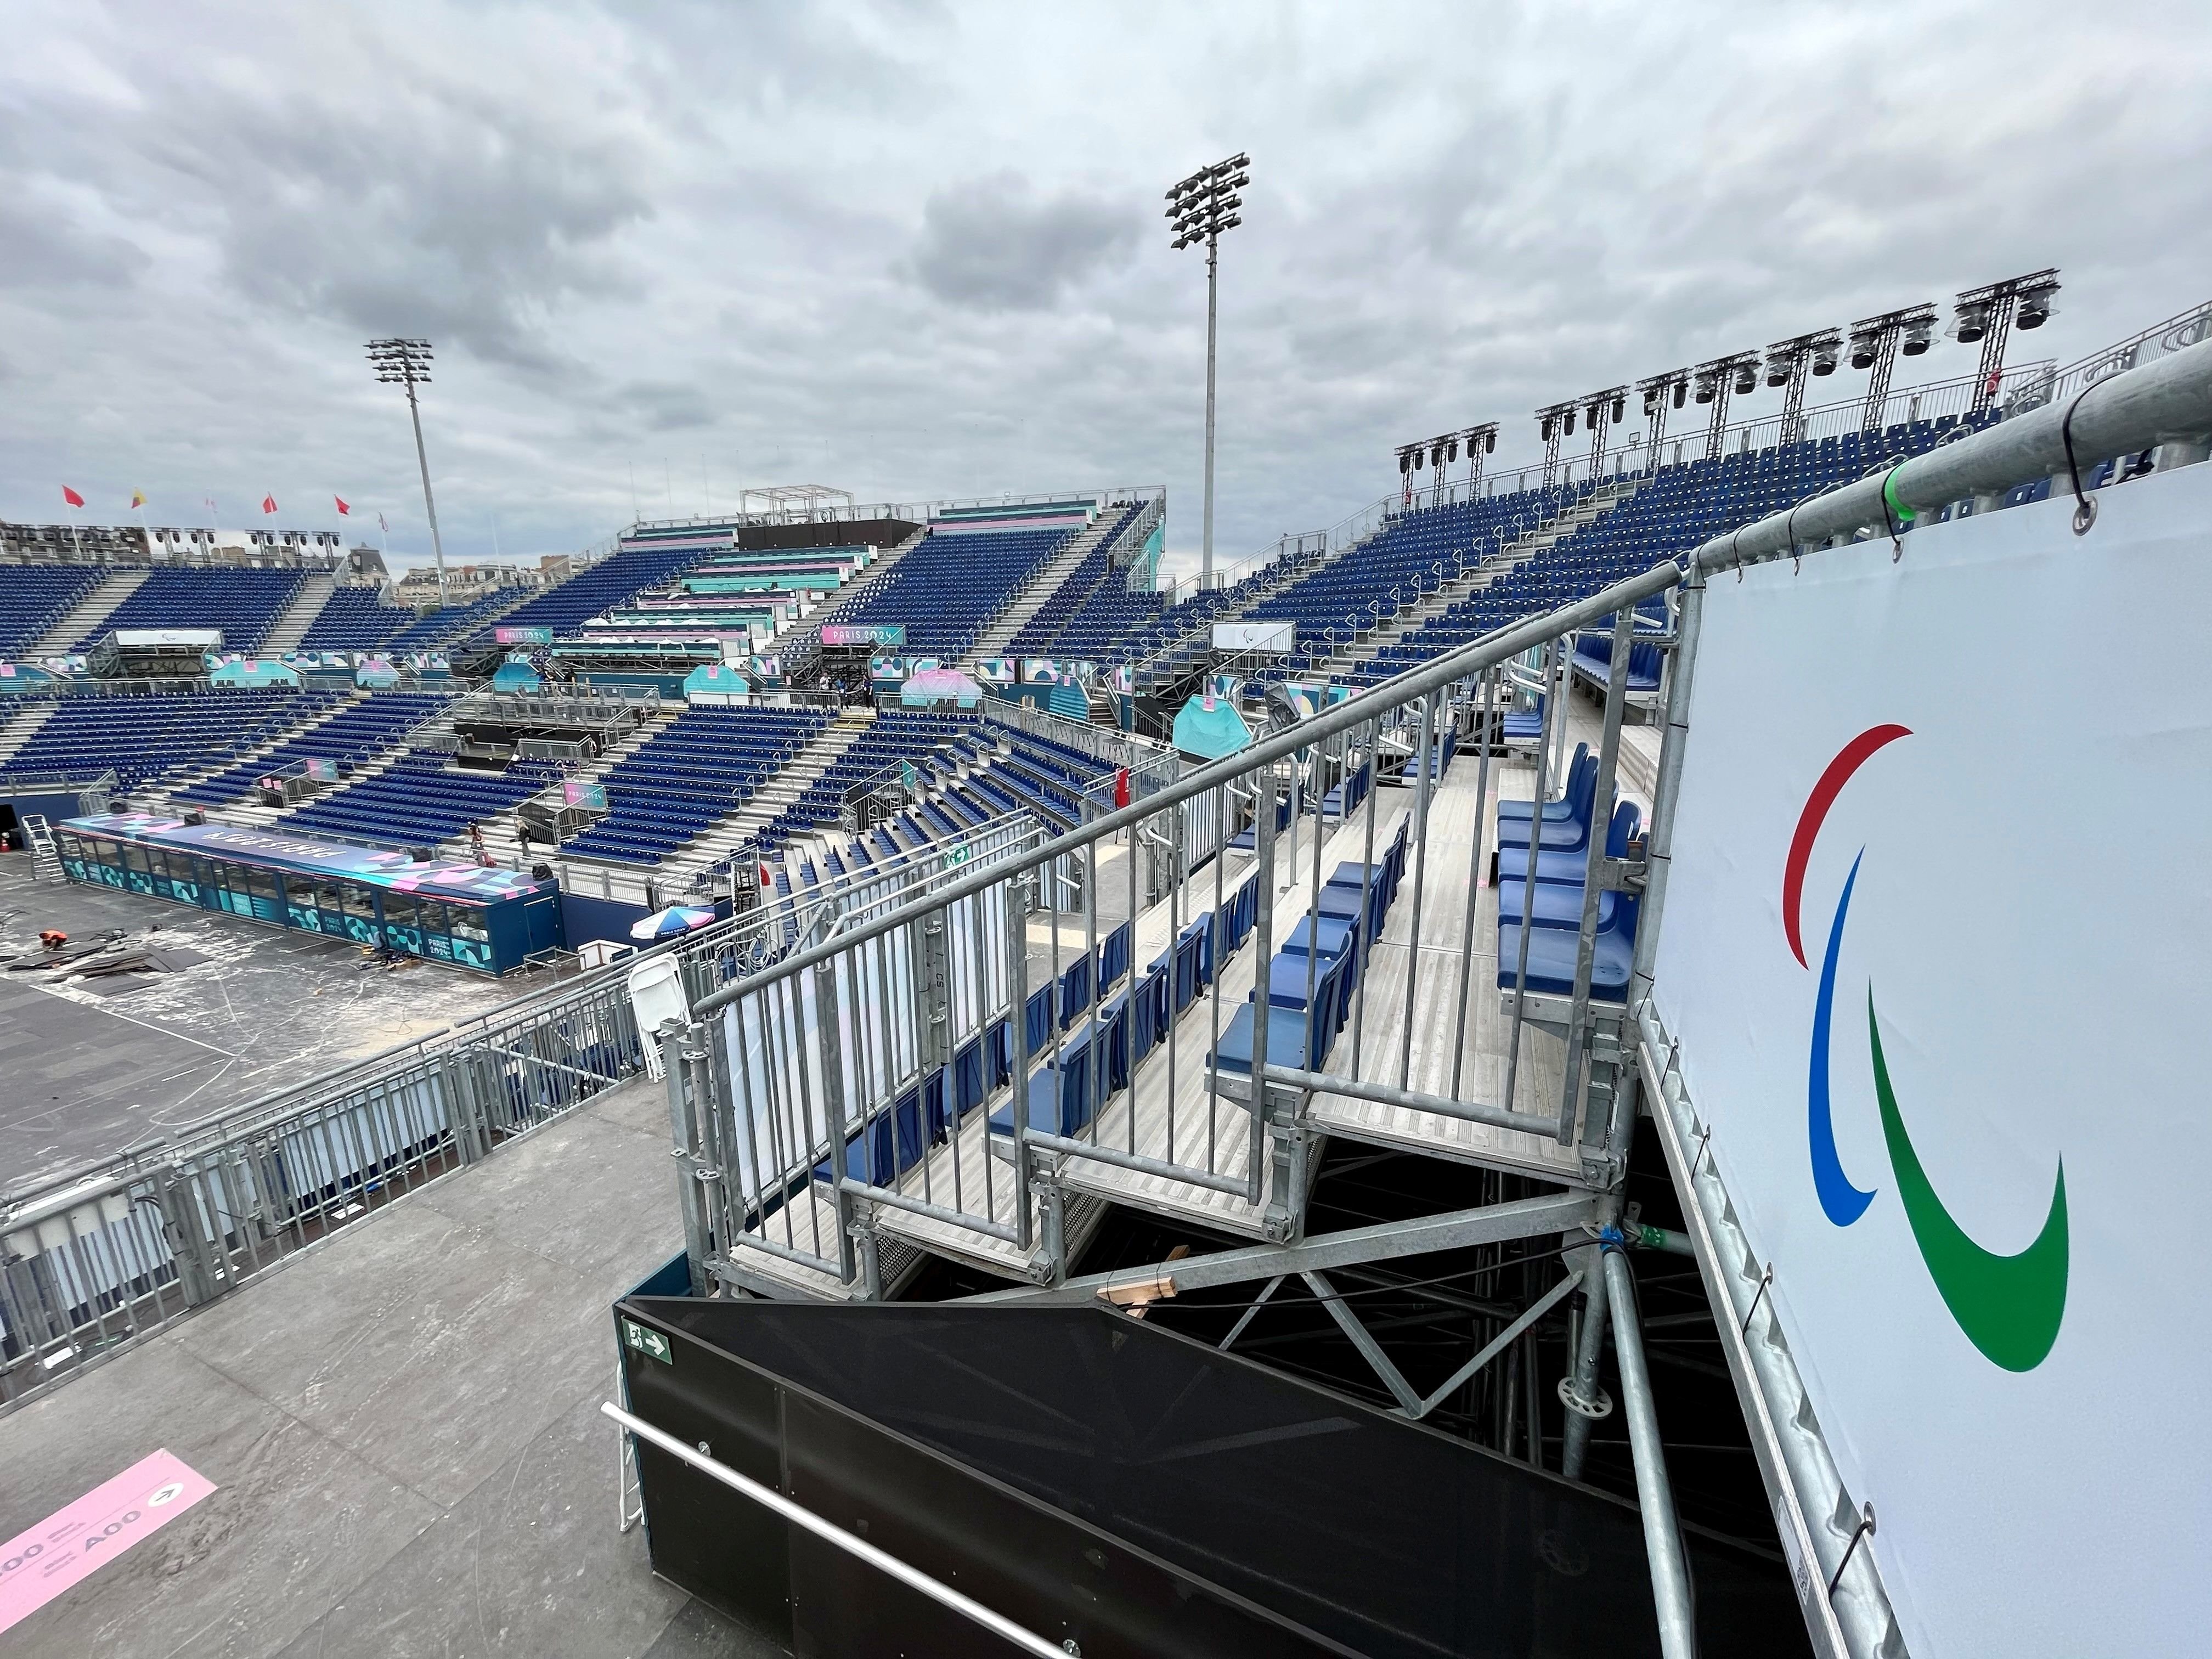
0 1449 217 1636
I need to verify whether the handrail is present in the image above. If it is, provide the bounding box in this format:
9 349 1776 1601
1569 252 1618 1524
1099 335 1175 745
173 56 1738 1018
600 1402 1069 1658
697 336 2212 1020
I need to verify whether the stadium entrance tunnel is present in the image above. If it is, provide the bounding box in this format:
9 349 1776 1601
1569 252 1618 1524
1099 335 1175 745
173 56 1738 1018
615 1298 1807 1657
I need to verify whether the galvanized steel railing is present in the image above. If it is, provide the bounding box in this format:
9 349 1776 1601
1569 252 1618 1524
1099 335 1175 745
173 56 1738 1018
0 810 1040 1411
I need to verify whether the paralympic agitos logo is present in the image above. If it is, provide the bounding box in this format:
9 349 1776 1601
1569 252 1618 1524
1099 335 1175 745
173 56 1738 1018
1785 725 2068 1372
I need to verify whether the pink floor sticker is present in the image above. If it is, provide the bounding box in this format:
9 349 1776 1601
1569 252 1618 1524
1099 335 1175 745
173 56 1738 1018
0 1449 217 1637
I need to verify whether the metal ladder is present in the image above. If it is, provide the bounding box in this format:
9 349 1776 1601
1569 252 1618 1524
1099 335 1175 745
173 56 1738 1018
21 814 61 880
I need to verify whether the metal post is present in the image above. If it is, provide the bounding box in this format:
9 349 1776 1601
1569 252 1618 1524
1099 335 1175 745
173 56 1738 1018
403 377 448 605
1559 1222 1616 1480
1555 607 1636 1147
658 1022 709 1295
1627 567 1704 1015
1201 231 1221 586
1606 1248 1700 1659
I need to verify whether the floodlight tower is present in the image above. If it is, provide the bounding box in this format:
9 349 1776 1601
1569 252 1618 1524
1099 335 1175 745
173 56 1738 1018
1534 399 1577 490
366 338 448 601
1427 433 1460 507
1395 442 1421 507
1690 351 1761 460
1845 304 1936 433
1952 269 2059 414
1462 422 1499 492
1636 369 1690 458
1166 152 1250 586
1762 329 1843 443
1581 386 1628 473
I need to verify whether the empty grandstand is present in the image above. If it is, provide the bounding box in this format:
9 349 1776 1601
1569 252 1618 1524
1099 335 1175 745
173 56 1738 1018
558 704 829 866
297 585 421 650
72 567 307 652
0 687 332 790
0 565 104 657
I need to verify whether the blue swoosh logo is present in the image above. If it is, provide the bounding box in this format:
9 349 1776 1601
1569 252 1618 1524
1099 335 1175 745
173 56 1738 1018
1809 849 1877 1224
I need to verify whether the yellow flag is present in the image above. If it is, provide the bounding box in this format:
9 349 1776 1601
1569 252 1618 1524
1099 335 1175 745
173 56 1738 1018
131 490 146 509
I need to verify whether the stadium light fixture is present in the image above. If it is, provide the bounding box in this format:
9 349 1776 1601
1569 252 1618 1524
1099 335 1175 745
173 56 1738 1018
366 337 448 601
1762 329 1843 442
1533 399 1578 489
1166 152 1251 585
1690 351 1761 459
1843 303 1938 431
1951 270 2058 411
1635 369 1690 452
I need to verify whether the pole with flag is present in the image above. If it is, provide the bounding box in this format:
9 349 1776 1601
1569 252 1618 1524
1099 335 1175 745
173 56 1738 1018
61 484 85 561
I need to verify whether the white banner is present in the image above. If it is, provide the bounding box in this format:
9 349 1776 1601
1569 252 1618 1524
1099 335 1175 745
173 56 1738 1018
1211 620 1294 653
1652 466 2212 1657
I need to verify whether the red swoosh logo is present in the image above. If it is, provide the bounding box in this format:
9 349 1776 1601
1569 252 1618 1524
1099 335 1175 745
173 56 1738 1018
1782 723 1911 967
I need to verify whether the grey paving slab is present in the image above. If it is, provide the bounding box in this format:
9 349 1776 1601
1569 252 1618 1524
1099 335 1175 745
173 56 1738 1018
264 1393 714 1659
0 1346 439 1659
0 1077 753 1657
176 1205 612 1510
414 1109 685 1292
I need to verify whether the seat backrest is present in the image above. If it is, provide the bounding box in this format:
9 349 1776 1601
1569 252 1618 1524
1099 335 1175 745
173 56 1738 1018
1604 798 1643 859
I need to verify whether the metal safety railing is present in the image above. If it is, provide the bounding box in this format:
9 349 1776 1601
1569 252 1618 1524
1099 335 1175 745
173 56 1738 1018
0 809 1040 1412
640 335 2212 1659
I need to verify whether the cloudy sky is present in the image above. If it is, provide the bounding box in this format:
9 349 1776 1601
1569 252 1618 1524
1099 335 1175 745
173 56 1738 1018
3 1 2209 579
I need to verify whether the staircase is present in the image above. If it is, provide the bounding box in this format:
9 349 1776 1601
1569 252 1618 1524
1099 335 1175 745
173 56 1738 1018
1311 479 1637 682
783 528 930 647
1128 540 1339 693
968 509 1124 661
259 574 338 653
32 569 149 654
462 710 676 872
0 699 60 766
142 690 368 809
715 710 874 849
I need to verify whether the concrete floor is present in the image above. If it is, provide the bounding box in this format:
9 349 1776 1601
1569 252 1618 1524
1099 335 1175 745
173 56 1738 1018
0 859 555 1187
0 1076 776 1659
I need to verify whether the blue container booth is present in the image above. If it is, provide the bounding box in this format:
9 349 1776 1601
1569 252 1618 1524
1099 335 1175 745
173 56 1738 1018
53 812 562 974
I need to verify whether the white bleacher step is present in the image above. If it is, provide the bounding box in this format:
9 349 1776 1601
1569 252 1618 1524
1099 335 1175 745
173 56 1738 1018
969 509 1122 661
260 573 338 654
145 689 370 806
1318 481 1637 680
30 568 149 656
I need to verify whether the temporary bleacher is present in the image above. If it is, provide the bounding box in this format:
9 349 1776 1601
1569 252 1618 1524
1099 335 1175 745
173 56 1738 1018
282 750 562 849
73 568 306 653
558 706 830 866
172 691 453 806
0 565 106 658
753 710 988 848
484 528 734 641
1345 414 1999 689
0 689 334 790
819 504 1093 659
1002 502 1147 659
1241 483 1573 674
302 588 407 650
386 586 527 650
299 586 419 651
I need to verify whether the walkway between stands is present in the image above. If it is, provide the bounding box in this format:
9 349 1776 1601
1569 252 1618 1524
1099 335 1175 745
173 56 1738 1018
0 1079 768 1658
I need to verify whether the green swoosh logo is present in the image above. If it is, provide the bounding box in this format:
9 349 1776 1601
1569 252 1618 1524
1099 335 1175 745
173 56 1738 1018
1867 990 2068 1371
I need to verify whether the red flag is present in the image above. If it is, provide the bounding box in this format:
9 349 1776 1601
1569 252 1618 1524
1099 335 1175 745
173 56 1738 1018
261 494 278 515
61 484 84 507
1113 768 1131 809
334 495 351 516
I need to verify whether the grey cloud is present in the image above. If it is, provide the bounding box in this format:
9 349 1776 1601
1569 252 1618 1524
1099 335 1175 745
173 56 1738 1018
906 173 1140 312
1 0 2209 581
0 193 150 292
